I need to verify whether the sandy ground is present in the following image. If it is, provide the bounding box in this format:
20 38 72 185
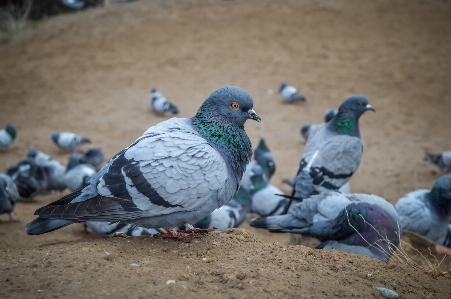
0 0 451 297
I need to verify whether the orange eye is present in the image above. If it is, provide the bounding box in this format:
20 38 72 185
356 102 362 106
231 102 239 109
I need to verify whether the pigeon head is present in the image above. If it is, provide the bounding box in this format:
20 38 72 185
328 95 375 137
67 152 80 171
254 138 270 159
323 108 338 123
427 175 451 219
151 88 156 93
254 138 276 178
27 147 37 158
279 82 287 93
50 132 59 144
300 122 311 140
5 124 16 139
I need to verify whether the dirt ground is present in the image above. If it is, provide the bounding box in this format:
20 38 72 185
0 0 451 298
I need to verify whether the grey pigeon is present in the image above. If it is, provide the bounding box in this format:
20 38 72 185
0 174 21 221
250 192 400 262
283 174 351 194
50 131 91 151
279 83 306 103
150 88 179 115
291 95 375 199
7 158 47 200
85 221 160 238
26 86 261 240
424 152 451 174
64 152 97 192
79 147 105 168
27 147 52 165
248 163 289 217
300 108 338 142
0 124 16 150
395 175 451 248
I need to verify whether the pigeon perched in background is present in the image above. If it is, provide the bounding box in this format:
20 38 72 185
290 95 375 200
248 163 289 217
300 108 338 142
250 192 400 262
424 152 451 174
64 152 97 192
85 221 161 238
7 158 46 200
395 175 451 248
0 174 21 221
26 86 261 241
50 131 91 151
79 147 105 168
279 83 306 103
149 88 179 115
27 147 52 165
0 124 17 150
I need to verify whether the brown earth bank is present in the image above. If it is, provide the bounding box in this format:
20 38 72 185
0 0 451 298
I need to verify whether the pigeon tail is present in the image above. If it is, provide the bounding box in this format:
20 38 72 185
80 138 91 145
26 217 75 235
168 104 179 115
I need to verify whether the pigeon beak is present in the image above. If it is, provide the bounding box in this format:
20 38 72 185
366 104 375 112
248 109 262 123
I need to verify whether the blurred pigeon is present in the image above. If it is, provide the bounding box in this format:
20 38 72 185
64 152 97 192
150 88 179 115
248 163 289 217
250 192 400 262
27 147 52 165
8 158 46 200
26 86 261 241
279 83 306 103
424 152 451 174
50 131 91 151
0 174 21 221
79 147 105 168
0 124 16 150
85 221 160 238
395 176 451 248
283 174 351 194
300 108 338 142
291 95 375 200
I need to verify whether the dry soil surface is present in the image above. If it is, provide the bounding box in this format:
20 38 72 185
0 0 451 298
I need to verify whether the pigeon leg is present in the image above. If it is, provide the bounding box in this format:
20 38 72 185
8 213 19 222
157 228 193 243
179 223 215 234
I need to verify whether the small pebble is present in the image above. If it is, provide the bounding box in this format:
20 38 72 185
104 251 110 256
246 258 252 262
166 279 175 285
202 258 207 262
375 287 398 298
130 263 140 267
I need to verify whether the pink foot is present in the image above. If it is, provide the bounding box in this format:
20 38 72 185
157 227 214 243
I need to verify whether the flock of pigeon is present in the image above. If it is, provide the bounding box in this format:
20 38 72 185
1 84 450 262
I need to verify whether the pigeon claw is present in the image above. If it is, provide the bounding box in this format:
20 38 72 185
157 228 214 243
111 232 129 238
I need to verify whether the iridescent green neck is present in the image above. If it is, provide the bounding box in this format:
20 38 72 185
329 113 360 137
233 187 251 205
427 188 451 219
192 109 252 180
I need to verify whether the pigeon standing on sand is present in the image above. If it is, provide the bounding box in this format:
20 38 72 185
291 95 375 200
150 88 179 115
395 176 451 248
26 86 261 241
424 152 451 174
79 147 105 168
64 152 97 192
0 174 21 221
279 83 306 103
0 124 17 150
250 192 400 262
50 131 91 151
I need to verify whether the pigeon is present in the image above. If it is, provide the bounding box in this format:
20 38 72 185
300 108 338 142
0 124 17 150
84 221 161 238
250 192 400 262
0 174 21 221
279 83 306 103
291 95 375 200
27 147 52 165
79 147 105 168
150 88 179 115
7 158 46 200
26 86 261 241
50 131 91 151
64 152 97 192
283 174 351 194
248 163 289 217
395 175 451 248
424 152 451 174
